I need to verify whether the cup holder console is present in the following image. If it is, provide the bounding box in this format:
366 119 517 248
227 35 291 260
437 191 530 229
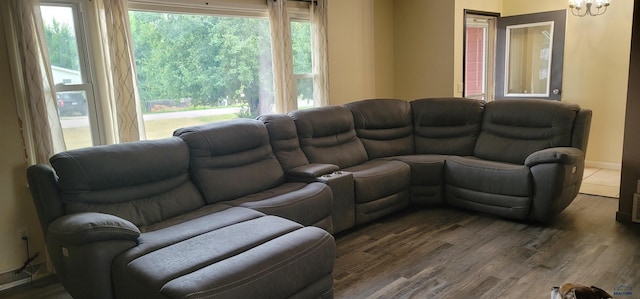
321 171 345 178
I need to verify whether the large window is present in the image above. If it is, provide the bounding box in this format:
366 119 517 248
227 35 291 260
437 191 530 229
291 20 313 109
39 0 317 147
129 11 276 139
41 3 98 149
128 4 316 140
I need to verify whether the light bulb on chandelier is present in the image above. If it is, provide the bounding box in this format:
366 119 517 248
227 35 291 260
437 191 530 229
569 0 610 17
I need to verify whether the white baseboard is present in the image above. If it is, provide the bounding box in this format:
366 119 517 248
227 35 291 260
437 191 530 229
0 263 49 292
0 277 32 292
585 161 622 170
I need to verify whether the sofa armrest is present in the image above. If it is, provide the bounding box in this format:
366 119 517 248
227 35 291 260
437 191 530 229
46 212 140 299
48 212 140 245
526 147 586 222
524 147 584 168
286 163 340 182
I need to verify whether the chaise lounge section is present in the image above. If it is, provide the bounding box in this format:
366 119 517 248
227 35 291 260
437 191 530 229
26 97 591 298
27 134 335 299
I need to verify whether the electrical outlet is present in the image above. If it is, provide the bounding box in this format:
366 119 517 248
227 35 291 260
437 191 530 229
17 228 28 241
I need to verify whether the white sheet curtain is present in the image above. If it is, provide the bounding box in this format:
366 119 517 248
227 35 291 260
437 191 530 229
4 0 324 163
311 0 329 107
2 0 145 165
268 0 296 113
92 0 145 143
2 0 66 164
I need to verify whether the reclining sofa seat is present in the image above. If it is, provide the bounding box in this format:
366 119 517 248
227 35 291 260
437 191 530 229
345 98 485 205
342 97 590 222
445 99 592 222
174 118 334 232
289 106 412 227
258 114 356 234
26 137 335 298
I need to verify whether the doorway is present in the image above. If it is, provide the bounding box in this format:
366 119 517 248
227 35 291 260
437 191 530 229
464 11 498 102
464 10 567 101
495 10 566 100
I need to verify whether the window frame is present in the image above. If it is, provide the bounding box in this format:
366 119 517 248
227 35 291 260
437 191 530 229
40 0 103 147
41 0 319 147
128 0 315 119
290 17 313 109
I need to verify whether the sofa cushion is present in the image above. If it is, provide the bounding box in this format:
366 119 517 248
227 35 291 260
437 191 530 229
411 97 485 156
390 154 449 205
444 156 531 219
290 106 369 169
474 99 579 164
113 206 335 299
344 99 414 159
225 182 334 231
343 160 411 204
174 119 287 204
50 137 204 228
258 114 310 172
342 160 411 224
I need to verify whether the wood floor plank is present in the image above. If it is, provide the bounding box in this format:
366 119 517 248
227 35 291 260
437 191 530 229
334 195 640 299
1 194 639 299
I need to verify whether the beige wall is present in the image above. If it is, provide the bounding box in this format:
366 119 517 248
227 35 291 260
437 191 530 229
373 0 395 98
394 0 455 101
327 0 376 105
327 0 395 105
0 16 47 273
560 1 633 167
501 0 633 167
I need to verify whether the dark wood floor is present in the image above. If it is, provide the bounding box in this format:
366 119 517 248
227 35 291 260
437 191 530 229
2 194 638 299
333 194 640 298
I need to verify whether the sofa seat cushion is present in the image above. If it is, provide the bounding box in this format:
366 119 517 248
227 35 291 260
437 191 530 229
343 160 411 203
225 182 333 231
444 156 531 219
113 206 335 299
389 154 449 205
342 160 411 224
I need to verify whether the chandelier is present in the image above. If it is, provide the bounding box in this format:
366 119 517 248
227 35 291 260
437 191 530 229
569 0 610 17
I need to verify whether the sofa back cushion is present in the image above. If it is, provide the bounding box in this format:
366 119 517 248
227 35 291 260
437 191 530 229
290 106 368 169
257 114 309 172
411 98 485 155
50 137 204 228
572 109 592 153
474 99 579 164
344 99 414 159
175 119 286 204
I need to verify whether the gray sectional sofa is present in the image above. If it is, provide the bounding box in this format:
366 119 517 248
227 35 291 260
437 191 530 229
26 98 591 298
